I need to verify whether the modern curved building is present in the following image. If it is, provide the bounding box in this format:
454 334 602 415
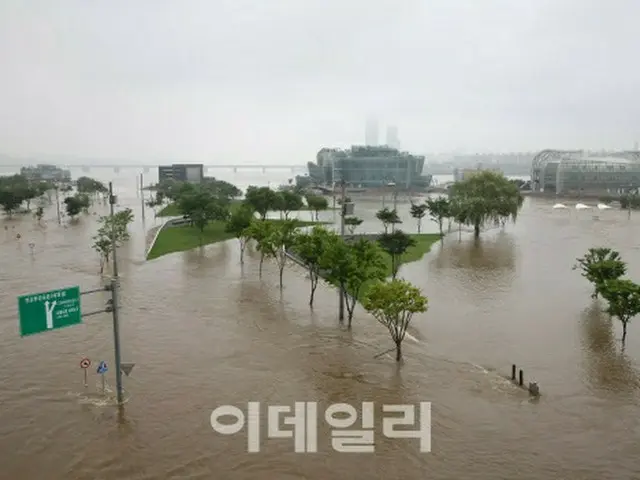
531 149 640 195
299 145 432 191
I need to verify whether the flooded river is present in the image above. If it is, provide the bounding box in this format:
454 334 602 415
0 170 639 479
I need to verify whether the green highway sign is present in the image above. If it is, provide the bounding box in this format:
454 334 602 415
18 286 82 337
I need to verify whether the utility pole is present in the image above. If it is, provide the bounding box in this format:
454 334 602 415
338 179 346 323
108 182 124 405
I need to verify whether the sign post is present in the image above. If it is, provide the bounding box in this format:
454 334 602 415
18 286 82 336
80 357 91 387
97 361 108 392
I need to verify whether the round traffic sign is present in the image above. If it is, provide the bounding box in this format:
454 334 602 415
80 358 91 369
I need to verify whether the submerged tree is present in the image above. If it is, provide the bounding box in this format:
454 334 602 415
268 220 299 289
600 279 640 345
293 226 334 307
377 230 416 279
225 204 255 264
448 171 523 237
344 216 363 235
64 194 90 219
410 202 428 234
376 207 401 234
245 186 279 220
343 239 387 326
363 279 428 362
277 190 304 220
425 196 449 236
247 220 276 277
92 208 134 274
574 248 627 299
305 194 329 221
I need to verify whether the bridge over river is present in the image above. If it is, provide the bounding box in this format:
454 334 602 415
0 163 309 175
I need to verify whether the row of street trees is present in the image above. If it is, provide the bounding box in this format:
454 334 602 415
0 173 109 222
575 247 640 345
243 186 329 220
0 174 51 216
222 189 427 361
225 213 427 361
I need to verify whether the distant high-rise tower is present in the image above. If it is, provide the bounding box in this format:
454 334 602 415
634 141 639 151
365 118 379 146
386 125 400 149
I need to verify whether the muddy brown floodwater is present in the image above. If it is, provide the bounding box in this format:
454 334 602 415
0 185 639 480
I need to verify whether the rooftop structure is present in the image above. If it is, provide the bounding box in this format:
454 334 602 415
299 145 431 190
158 164 204 184
531 150 640 195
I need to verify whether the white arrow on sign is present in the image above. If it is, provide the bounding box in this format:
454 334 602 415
44 300 57 330
120 363 135 377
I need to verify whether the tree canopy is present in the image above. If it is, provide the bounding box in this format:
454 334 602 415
574 248 627 299
363 279 428 361
448 171 523 237
601 278 640 345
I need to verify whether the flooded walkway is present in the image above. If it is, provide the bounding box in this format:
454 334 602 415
0 186 639 479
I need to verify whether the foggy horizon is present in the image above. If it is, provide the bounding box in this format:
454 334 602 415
1 0 639 164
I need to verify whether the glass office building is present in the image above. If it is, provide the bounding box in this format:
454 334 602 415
158 164 204 184
531 150 640 195
299 145 432 190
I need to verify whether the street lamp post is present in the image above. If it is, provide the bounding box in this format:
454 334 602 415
389 180 398 232
338 179 346 322
626 183 638 219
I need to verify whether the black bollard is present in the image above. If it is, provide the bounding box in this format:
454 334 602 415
511 364 516 380
518 369 524 386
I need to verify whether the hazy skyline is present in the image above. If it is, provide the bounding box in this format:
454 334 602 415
1 0 639 163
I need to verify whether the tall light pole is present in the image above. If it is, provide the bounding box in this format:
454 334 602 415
390 180 398 233
338 179 346 322
55 186 61 225
108 182 124 405
626 183 637 220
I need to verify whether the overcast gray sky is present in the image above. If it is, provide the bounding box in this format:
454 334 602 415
0 0 638 163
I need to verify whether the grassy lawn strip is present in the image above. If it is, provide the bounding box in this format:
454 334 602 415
147 219 323 260
157 200 335 217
